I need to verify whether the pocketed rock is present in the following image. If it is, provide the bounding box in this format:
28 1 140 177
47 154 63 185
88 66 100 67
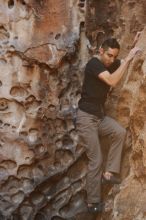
0 1 146 220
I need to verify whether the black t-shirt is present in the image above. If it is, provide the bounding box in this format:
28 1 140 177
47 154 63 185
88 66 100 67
78 57 121 118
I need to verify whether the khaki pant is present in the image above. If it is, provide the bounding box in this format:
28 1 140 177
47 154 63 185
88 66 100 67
76 109 126 204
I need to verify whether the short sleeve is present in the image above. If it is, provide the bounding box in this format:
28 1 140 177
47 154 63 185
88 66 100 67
86 58 107 77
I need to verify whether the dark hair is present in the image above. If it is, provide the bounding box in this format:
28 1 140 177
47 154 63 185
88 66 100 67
101 38 120 50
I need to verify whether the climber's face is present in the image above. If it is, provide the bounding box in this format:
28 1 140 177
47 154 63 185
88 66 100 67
99 47 120 67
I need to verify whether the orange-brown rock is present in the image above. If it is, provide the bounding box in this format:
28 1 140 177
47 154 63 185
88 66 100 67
0 0 146 220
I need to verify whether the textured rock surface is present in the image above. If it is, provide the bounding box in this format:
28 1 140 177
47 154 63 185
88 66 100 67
111 29 146 220
0 0 146 220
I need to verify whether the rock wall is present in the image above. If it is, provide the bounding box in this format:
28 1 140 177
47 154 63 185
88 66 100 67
0 0 146 220
111 28 146 220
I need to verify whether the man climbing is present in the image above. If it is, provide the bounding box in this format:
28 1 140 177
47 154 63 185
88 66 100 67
76 37 140 213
